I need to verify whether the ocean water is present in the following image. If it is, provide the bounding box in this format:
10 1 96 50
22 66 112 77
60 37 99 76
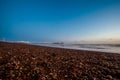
32 43 120 54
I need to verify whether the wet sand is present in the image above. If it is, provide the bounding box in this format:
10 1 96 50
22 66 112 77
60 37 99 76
0 42 120 80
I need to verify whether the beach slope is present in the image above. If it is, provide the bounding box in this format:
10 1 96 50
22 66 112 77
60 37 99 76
0 42 120 80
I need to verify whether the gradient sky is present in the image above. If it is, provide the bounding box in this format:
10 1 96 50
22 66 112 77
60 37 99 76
0 0 120 42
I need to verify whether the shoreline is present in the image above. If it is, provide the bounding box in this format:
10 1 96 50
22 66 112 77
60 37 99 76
31 44 120 54
1 41 120 54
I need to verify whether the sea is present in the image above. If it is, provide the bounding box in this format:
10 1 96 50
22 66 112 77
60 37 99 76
32 43 120 54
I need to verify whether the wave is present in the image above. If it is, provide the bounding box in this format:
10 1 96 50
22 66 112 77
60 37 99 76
31 43 120 54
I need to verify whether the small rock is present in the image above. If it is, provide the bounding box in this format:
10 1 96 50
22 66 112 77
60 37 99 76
106 75 112 79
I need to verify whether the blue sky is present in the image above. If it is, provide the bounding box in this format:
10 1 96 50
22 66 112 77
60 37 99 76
0 0 120 42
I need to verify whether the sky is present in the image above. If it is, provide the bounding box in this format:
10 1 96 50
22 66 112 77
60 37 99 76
0 0 120 43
